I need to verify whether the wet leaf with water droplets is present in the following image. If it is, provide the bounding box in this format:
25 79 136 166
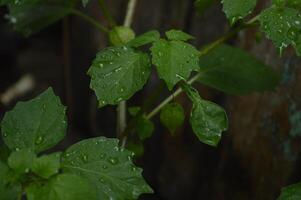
88 46 151 107
222 0 257 25
26 173 97 200
151 39 199 90
259 6 301 56
61 137 153 200
182 83 228 147
8 148 36 174
1 87 67 153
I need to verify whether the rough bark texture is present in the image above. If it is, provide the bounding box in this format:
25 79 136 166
0 0 301 199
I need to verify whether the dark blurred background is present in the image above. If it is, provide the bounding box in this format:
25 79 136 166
1 0 301 199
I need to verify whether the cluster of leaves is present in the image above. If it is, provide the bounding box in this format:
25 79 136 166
0 88 152 200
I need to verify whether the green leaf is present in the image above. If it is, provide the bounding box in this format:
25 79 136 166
194 0 215 15
151 39 200 90
160 103 185 134
125 141 144 158
287 0 301 9
88 46 151 107
8 149 36 174
0 161 22 200
127 30 160 47
165 29 194 41
278 182 301 200
1 88 67 153
61 137 153 200
32 152 61 179
82 0 89 7
109 26 136 46
222 0 257 25
259 6 301 55
182 83 228 147
6 0 74 36
197 45 280 95
128 106 141 116
136 117 154 140
26 173 97 200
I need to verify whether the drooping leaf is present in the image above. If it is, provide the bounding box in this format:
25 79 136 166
1 88 67 153
127 30 160 47
197 45 280 95
6 0 75 36
160 103 185 134
136 117 154 140
0 161 22 200
165 29 194 41
8 149 36 174
182 83 228 147
26 173 98 200
222 0 257 25
61 137 153 200
88 46 151 107
278 182 301 200
259 6 301 55
32 152 61 179
151 39 199 90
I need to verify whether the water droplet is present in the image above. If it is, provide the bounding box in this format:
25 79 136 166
108 157 118 165
3 132 7 137
102 165 108 169
25 168 30 173
82 155 88 162
35 136 43 145
100 153 106 159
99 178 105 183
99 63 104 68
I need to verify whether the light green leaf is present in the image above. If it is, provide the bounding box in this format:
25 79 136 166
165 29 194 41
32 152 61 179
88 46 151 107
26 173 97 200
182 83 228 147
136 117 154 140
259 6 301 55
8 149 36 174
198 45 280 95
278 182 301 200
61 137 153 200
222 0 257 25
0 161 22 200
6 0 74 36
160 103 185 134
151 39 200 90
1 88 67 153
127 30 160 47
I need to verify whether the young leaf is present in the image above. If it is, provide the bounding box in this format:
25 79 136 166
222 0 257 25
127 30 160 47
0 161 22 200
1 88 67 153
151 39 200 90
278 182 301 200
26 173 98 200
61 137 153 200
6 1 74 36
182 83 228 147
136 117 154 140
8 149 36 174
32 152 61 179
165 29 194 41
259 6 301 55
160 103 185 134
198 45 280 95
88 46 151 107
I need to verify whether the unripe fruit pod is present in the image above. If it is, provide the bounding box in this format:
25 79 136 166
109 26 135 46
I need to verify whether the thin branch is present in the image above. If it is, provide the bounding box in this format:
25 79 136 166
71 9 110 34
98 0 116 27
118 0 138 146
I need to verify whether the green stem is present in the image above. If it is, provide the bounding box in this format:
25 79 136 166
71 9 110 34
98 0 116 27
